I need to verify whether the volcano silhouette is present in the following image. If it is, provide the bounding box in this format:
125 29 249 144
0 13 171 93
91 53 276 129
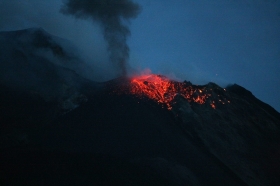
1 28 280 186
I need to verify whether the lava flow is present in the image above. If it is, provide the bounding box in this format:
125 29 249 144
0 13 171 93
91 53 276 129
128 74 218 110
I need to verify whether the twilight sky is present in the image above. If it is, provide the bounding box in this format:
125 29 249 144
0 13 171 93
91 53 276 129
0 0 279 112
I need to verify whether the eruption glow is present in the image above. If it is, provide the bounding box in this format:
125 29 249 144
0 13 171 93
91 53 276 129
128 73 218 110
110 70 230 110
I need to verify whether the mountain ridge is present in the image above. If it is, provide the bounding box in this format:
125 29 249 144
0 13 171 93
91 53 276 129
0 28 279 185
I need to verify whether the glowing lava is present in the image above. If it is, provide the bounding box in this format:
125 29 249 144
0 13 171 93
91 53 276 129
129 74 211 110
110 71 230 110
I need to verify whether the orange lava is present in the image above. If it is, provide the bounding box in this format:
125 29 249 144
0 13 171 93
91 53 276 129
129 74 211 110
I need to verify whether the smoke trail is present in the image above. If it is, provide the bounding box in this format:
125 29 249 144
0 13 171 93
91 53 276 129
60 0 141 76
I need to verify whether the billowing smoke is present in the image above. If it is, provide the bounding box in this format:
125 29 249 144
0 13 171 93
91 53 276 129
60 0 141 76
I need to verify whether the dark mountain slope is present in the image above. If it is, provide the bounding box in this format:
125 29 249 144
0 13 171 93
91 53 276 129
0 28 101 93
0 84 248 186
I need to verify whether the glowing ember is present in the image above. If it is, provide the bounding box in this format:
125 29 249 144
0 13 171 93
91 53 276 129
110 72 230 110
129 74 213 110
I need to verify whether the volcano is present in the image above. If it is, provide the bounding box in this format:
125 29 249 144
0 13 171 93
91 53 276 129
1 28 280 186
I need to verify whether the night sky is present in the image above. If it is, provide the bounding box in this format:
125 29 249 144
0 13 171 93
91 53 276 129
0 0 279 112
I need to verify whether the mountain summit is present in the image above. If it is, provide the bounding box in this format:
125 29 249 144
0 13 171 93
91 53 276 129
1 28 280 186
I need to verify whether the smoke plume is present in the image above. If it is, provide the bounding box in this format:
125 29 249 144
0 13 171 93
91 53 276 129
60 0 141 76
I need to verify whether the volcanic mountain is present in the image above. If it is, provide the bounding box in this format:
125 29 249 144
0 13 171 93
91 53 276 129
0 28 280 186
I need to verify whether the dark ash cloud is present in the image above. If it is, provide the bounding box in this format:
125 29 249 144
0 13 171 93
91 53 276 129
60 0 141 76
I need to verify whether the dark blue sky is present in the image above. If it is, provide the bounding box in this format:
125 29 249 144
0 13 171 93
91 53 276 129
0 0 279 111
